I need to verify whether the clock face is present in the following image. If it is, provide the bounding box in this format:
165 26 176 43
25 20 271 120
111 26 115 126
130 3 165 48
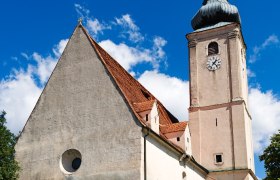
207 56 222 71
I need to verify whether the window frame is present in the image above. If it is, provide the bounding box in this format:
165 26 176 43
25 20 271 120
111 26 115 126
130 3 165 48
214 153 224 165
207 42 219 56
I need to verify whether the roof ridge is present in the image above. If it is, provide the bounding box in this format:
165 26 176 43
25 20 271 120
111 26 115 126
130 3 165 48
90 38 155 99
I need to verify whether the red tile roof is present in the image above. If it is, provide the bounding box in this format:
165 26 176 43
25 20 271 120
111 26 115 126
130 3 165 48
161 122 188 134
80 24 185 140
133 100 155 113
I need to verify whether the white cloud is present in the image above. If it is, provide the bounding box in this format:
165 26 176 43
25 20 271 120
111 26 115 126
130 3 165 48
247 69 256 78
99 38 167 71
249 88 280 154
86 19 111 38
74 4 90 19
53 39 68 57
74 4 110 38
0 40 62 134
116 14 138 31
32 53 57 85
21 52 30 60
249 35 279 63
99 40 151 70
262 35 279 48
0 69 42 134
30 38 68 85
115 14 144 43
153 36 167 58
138 70 189 120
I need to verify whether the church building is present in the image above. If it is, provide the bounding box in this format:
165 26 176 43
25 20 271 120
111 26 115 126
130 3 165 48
15 0 257 179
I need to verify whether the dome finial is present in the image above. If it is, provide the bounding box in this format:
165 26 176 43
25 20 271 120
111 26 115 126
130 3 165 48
192 0 241 30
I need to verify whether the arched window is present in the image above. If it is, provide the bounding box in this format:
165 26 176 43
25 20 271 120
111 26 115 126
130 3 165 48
208 42 219 55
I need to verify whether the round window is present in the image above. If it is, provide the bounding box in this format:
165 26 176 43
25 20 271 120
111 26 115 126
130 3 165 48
60 149 82 174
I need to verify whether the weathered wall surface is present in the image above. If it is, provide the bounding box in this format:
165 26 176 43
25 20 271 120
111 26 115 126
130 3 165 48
144 135 206 180
15 25 142 180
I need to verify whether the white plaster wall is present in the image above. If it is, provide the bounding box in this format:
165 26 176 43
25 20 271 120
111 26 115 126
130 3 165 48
164 131 185 150
185 126 192 156
144 135 206 180
150 102 159 134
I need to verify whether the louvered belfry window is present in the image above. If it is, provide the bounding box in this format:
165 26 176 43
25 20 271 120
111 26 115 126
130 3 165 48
208 42 219 55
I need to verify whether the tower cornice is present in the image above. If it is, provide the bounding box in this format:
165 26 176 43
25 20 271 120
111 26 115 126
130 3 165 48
186 23 247 49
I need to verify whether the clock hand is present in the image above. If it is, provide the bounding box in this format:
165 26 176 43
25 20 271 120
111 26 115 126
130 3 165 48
213 59 217 65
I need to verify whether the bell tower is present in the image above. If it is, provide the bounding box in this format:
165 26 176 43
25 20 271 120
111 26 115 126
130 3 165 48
187 0 256 179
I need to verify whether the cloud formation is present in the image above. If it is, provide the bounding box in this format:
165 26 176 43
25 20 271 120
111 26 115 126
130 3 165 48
249 35 279 63
74 4 145 43
115 14 144 43
0 69 42 134
99 37 167 71
53 39 69 57
73 4 167 71
249 88 280 154
74 4 111 39
247 69 256 78
74 4 90 19
138 70 189 120
0 39 67 134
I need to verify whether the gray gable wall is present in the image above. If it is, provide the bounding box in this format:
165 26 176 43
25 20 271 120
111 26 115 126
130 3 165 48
15 25 142 180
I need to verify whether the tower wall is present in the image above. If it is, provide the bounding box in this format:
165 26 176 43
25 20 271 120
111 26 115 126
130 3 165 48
187 23 255 177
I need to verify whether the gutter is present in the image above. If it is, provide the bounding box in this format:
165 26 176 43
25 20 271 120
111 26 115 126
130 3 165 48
143 128 150 180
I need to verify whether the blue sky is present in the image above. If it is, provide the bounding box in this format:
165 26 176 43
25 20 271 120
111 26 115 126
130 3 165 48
1 0 280 179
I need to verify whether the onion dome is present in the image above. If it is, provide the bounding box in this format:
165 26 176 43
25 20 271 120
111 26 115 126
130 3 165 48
192 0 241 30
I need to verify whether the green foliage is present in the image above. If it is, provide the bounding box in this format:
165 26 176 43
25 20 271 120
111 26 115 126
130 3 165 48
259 130 280 180
0 111 20 180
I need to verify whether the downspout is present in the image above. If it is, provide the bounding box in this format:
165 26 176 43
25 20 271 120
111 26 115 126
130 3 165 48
144 129 150 180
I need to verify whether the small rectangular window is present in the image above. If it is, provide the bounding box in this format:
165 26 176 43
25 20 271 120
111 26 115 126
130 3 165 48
177 137 180 142
216 118 218 127
214 153 223 165
146 114 148 121
216 155 222 163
